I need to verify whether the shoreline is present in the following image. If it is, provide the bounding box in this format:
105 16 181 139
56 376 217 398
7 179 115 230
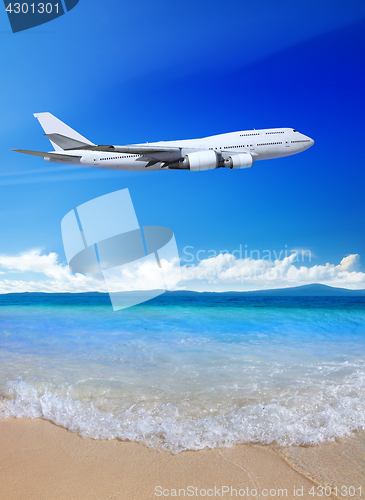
0 419 363 500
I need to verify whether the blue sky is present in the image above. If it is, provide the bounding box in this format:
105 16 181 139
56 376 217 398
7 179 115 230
0 0 365 291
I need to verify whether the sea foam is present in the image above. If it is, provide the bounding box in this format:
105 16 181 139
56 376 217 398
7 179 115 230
1 375 364 453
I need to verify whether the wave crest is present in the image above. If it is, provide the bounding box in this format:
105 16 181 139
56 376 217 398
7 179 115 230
1 377 365 453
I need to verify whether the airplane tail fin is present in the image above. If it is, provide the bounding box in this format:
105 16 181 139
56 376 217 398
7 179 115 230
34 112 95 151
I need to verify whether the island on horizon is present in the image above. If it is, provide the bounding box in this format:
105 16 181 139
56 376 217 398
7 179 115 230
3 283 365 297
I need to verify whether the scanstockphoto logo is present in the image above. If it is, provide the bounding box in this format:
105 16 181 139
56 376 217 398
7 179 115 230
3 0 79 33
61 189 181 311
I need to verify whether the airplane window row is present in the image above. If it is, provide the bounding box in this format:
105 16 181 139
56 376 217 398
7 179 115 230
266 131 284 134
240 133 260 136
291 140 311 143
100 155 138 160
208 146 251 150
257 142 283 146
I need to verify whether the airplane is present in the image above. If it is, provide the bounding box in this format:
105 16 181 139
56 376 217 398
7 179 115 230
13 113 314 172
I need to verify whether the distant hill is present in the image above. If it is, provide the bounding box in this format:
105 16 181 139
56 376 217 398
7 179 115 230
237 284 365 296
2 284 365 297
167 284 365 297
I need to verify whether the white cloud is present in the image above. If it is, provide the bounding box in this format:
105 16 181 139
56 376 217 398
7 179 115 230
181 252 365 290
336 254 360 272
0 250 106 293
102 255 181 292
0 249 364 293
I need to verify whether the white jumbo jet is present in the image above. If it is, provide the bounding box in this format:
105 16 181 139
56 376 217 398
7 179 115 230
14 113 314 172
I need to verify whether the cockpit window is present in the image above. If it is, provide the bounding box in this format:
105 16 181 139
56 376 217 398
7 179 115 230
293 129 298 132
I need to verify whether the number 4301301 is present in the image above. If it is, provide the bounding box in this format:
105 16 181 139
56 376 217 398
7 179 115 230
309 485 362 496
6 3 59 14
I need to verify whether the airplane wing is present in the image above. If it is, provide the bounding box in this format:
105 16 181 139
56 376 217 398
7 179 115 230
65 144 181 154
13 149 82 161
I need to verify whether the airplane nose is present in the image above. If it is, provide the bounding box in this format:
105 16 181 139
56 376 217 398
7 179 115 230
303 135 314 149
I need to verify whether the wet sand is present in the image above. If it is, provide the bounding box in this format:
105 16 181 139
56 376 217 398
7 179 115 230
0 419 363 500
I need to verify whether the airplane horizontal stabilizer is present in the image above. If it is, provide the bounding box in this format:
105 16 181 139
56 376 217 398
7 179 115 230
13 149 82 162
45 133 92 150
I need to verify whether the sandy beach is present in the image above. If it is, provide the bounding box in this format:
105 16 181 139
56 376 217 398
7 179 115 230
0 419 363 500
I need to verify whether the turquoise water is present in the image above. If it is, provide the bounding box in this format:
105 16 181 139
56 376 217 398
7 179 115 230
0 293 364 452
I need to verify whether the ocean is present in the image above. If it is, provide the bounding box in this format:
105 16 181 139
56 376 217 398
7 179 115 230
0 293 364 453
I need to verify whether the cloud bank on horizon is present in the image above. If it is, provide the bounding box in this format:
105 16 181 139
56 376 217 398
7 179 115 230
0 250 363 293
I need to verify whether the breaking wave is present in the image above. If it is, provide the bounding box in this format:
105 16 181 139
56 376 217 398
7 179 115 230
1 375 365 453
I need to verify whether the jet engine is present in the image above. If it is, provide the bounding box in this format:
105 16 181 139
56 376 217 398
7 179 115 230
180 150 218 172
224 153 253 169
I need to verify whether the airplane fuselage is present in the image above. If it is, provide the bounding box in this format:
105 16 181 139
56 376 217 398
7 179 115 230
43 127 314 171
15 114 314 172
